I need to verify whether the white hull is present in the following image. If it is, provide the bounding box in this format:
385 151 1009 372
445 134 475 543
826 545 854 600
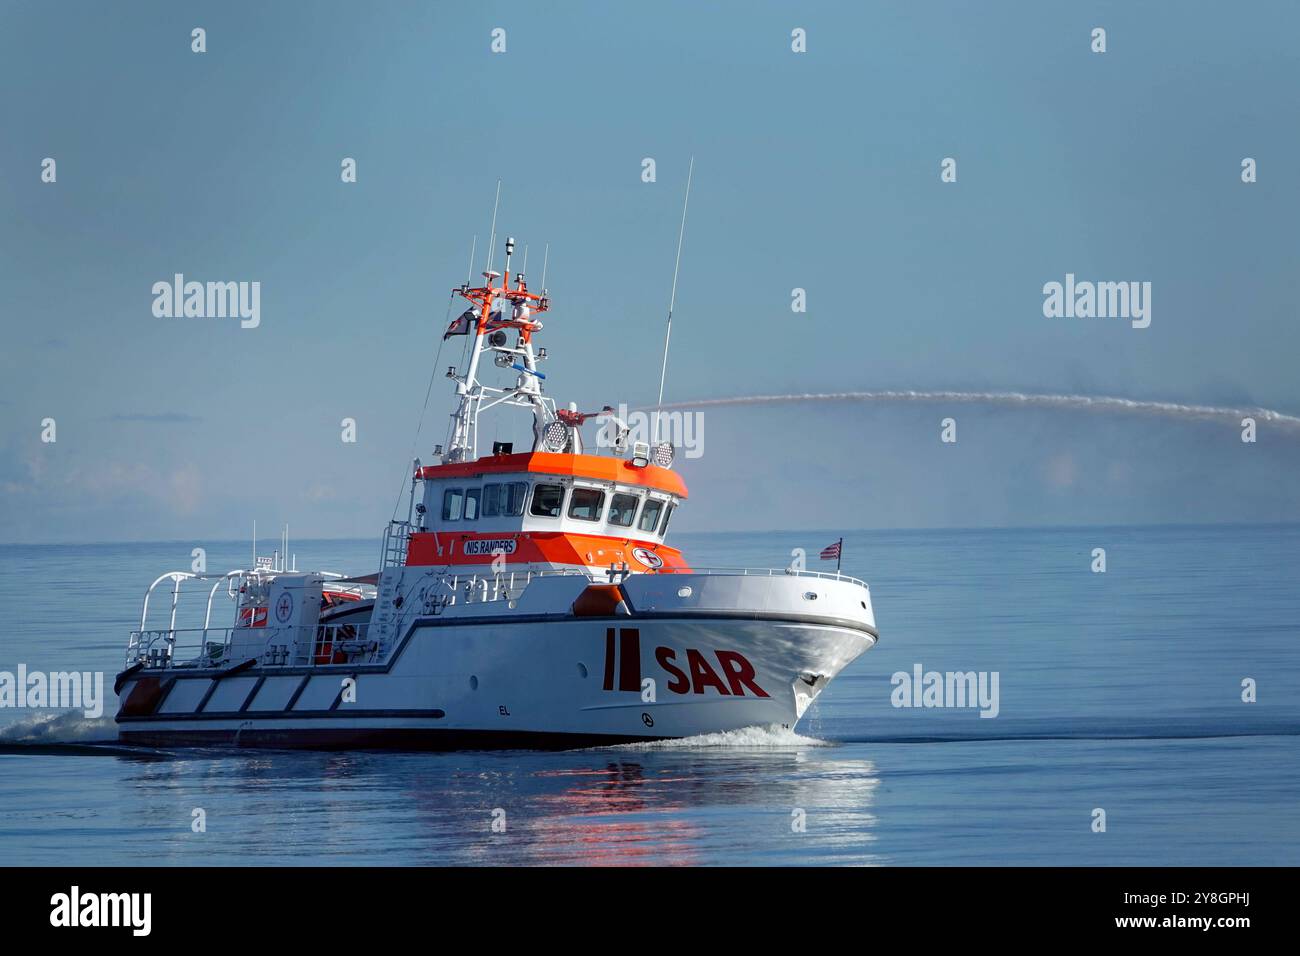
117 573 877 749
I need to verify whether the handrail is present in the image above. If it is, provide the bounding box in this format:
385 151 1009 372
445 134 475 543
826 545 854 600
204 572 243 630
673 566 869 588
381 520 412 570
127 623 378 670
139 571 197 631
124 565 867 669
412 565 867 615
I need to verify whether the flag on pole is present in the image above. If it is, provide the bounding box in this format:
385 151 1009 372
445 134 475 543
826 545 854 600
445 307 505 339
443 308 475 339
820 537 843 571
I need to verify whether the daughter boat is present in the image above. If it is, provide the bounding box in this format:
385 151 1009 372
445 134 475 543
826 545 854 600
114 237 879 748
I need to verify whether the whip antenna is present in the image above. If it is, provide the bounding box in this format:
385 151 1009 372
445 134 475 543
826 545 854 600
464 235 477 286
653 156 694 444
483 179 502 276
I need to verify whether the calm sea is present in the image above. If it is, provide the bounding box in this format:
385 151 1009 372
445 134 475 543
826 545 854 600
1 525 1297 865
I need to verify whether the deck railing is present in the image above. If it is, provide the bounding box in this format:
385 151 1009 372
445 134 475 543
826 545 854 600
415 565 868 616
124 566 868 670
676 566 868 588
126 623 378 670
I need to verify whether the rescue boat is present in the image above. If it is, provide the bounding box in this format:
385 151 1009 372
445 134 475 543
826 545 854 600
114 236 879 748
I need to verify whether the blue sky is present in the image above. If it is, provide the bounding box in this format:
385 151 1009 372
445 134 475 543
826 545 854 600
2 0 1299 542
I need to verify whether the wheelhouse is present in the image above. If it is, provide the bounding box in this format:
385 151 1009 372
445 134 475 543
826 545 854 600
403 452 688 571
421 474 679 540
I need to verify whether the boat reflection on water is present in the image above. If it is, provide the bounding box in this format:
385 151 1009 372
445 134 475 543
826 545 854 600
518 751 883 866
115 736 883 866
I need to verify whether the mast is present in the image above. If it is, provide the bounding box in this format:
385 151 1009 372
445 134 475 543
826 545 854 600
444 235 553 463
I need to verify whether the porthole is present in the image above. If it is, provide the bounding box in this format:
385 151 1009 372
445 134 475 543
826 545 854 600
469 675 479 690
577 663 589 679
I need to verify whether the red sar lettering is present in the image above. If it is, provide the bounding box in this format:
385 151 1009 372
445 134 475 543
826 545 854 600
654 646 769 697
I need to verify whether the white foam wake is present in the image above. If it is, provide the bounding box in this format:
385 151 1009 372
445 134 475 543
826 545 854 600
0 711 118 744
607 724 828 751
653 391 1300 433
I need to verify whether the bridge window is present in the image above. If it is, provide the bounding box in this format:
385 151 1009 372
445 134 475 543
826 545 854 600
530 483 565 518
638 497 665 533
608 492 639 527
659 502 675 536
464 487 480 521
441 488 464 522
482 481 527 517
503 481 526 515
569 487 605 521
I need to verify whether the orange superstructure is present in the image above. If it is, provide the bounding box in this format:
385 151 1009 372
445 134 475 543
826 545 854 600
416 452 687 499
406 530 690 571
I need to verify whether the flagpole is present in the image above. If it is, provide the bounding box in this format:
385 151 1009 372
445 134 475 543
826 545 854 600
837 537 843 573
